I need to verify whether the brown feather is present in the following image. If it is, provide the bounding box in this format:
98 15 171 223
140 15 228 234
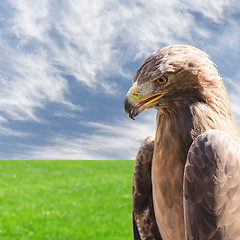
128 45 240 239
184 130 240 239
132 135 162 240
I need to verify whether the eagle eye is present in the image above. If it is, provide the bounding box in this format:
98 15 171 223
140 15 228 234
153 75 168 86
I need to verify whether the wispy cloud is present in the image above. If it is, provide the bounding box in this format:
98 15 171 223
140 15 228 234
0 47 69 121
0 116 28 136
18 112 156 160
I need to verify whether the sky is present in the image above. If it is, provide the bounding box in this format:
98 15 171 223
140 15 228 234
0 0 240 159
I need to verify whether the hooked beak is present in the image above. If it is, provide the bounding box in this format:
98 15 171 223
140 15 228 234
123 83 165 120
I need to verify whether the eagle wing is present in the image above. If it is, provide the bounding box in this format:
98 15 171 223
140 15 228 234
184 129 240 239
132 135 162 240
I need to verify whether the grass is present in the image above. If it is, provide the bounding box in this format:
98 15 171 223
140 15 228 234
0 160 135 240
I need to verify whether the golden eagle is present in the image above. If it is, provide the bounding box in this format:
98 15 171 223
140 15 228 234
124 45 240 239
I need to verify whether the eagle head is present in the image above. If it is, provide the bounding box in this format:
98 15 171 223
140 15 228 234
124 45 221 120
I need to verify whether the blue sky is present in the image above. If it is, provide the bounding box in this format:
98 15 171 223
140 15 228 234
0 0 240 159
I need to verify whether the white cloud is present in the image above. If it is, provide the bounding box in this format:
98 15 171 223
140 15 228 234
181 0 240 23
19 111 156 160
0 125 28 137
0 116 28 136
0 45 69 121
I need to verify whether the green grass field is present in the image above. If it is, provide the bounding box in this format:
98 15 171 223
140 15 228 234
0 160 135 240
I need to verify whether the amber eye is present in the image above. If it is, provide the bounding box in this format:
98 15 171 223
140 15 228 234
153 75 168 86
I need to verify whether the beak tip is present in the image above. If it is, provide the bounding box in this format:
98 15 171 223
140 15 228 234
129 114 135 120
126 109 135 120
123 88 141 120
124 95 133 119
